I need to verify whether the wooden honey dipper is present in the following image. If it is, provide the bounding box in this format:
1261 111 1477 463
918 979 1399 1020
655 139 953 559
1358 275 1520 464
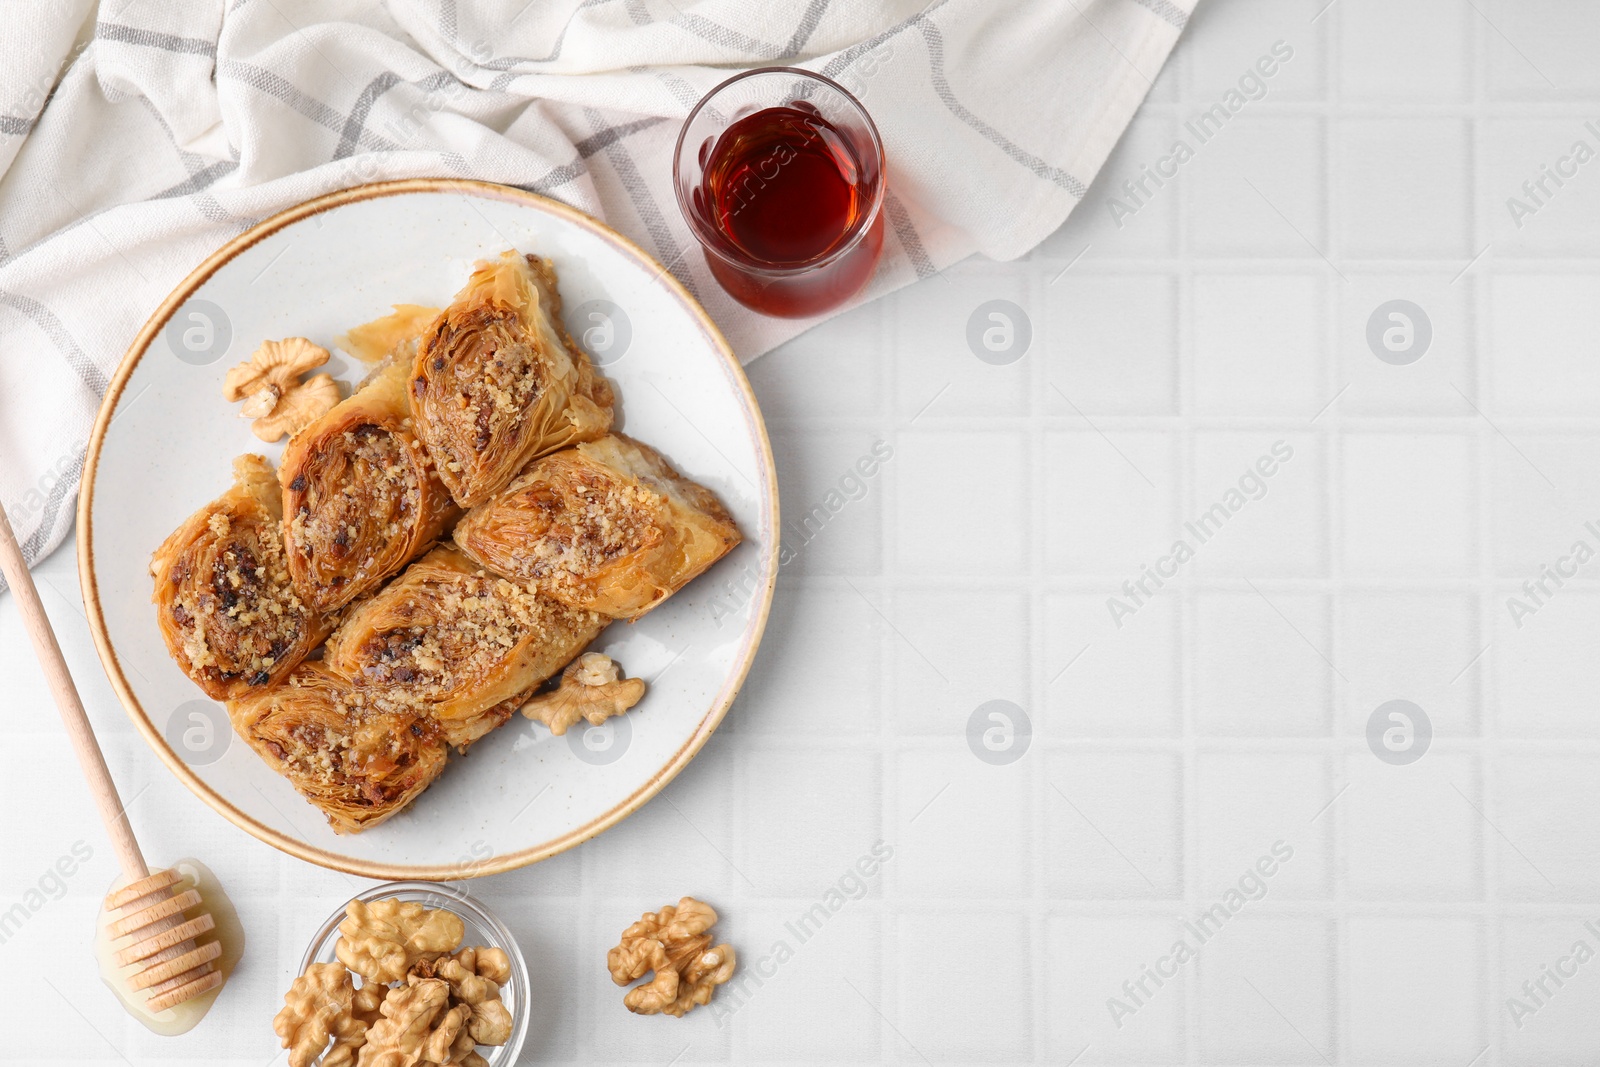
102 871 223 1012
0 502 229 1019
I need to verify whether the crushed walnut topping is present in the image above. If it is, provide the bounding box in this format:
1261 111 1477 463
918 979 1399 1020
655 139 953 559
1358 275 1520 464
339 560 599 712
454 459 663 600
416 308 545 473
168 503 310 689
285 423 421 595
241 670 445 813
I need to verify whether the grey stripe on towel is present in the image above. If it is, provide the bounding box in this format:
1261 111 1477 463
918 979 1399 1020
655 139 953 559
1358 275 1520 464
1129 0 1188 30
96 21 218 57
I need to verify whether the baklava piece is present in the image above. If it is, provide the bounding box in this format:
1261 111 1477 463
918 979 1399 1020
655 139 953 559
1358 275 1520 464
453 435 740 619
322 546 605 749
150 455 335 700
409 251 614 507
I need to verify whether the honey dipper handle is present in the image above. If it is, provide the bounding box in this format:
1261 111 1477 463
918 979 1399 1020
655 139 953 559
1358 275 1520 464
0 502 148 882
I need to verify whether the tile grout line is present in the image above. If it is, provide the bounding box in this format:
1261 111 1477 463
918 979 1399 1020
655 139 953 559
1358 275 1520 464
1028 253 1049 1065
698 733 1600 755
877 287 901 1065
732 715 748 1065
771 412 1600 433
1130 100 1598 116
577 801 594 1062
1323 11 1348 1059
1463 11 1503 1060
1469 10 1505 1054
1176 180 1200 1067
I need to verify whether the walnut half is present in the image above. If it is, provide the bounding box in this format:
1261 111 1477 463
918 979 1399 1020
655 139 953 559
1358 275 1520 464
357 977 450 1067
223 336 340 441
607 897 736 1018
273 962 358 1067
412 956 514 1046
521 652 645 736
335 898 465 984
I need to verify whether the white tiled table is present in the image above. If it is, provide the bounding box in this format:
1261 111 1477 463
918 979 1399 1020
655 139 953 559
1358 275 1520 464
8 0 1600 1062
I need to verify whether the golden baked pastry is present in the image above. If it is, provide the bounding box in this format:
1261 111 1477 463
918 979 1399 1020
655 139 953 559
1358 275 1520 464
410 251 614 507
150 455 335 701
322 546 605 748
227 664 449 834
335 304 439 365
453 435 741 619
279 360 460 613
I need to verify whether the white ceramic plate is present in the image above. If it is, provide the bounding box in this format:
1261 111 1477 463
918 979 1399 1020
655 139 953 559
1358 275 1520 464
79 180 778 879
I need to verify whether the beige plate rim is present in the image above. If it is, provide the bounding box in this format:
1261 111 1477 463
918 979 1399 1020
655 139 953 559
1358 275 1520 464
76 177 780 881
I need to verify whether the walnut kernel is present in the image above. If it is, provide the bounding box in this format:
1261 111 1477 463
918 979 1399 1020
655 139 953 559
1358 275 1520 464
607 896 736 1017
521 652 645 736
336 898 465 983
356 977 449 1066
273 961 359 1067
223 337 340 441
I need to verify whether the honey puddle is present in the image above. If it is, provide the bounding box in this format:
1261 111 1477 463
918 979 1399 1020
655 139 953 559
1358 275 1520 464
94 858 245 1035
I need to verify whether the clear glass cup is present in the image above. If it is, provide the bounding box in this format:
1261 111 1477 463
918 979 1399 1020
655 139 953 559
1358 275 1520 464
673 66 887 319
299 882 530 1066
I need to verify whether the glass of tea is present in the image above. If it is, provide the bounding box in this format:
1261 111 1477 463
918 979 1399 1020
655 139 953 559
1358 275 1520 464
673 67 886 319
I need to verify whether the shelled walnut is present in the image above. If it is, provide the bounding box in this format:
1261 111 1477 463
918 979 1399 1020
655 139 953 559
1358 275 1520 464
223 336 340 441
336 898 465 983
452 946 511 986
607 896 736 1017
274 962 359 1067
521 652 645 736
326 980 387 1066
357 977 450 1066
408 955 513 1046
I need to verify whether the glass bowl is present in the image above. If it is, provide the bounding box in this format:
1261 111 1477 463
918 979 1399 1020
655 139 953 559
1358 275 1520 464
299 881 530 1066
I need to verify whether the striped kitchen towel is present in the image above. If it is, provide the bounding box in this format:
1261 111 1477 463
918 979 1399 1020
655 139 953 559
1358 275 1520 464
0 0 1191 576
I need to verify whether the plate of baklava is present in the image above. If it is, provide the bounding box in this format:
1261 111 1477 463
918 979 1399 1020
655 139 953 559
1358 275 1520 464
78 179 778 878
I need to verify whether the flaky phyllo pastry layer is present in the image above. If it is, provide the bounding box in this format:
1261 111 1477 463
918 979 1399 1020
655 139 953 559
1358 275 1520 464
280 359 460 613
226 663 449 834
150 455 335 700
322 546 605 750
334 303 439 365
410 251 614 507
454 434 742 619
